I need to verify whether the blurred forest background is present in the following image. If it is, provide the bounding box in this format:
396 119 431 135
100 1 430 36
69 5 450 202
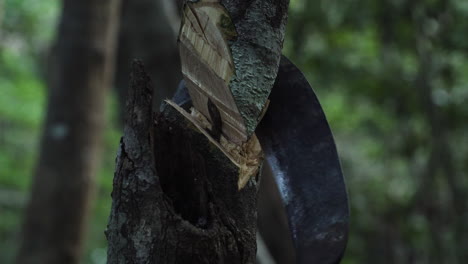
1 0 467 263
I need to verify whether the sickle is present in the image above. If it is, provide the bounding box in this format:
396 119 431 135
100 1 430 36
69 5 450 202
171 56 349 263
256 56 349 263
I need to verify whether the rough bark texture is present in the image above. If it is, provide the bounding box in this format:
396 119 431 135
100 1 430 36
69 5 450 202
115 0 181 120
16 1 121 264
106 61 258 263
220 0 289 136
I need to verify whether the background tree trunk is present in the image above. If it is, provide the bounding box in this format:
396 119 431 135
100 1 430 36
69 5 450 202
16 1 121 263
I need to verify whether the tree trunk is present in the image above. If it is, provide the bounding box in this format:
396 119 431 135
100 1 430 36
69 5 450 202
106 61 258 263
107 0 289 262
16 1 121 263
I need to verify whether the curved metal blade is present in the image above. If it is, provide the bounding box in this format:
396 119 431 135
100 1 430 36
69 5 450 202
256 56 349 264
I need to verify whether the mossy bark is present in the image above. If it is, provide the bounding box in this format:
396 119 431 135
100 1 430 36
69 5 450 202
221 0 289 136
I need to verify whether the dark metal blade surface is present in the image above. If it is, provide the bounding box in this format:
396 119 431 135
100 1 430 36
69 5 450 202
256 56 349 264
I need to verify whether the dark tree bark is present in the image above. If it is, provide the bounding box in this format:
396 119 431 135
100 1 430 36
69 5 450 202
16 1 121 263
106 62 258 263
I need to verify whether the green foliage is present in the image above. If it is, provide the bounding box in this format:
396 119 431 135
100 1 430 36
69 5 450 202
0 11 53 263
0 0 57 189
285 0 468 263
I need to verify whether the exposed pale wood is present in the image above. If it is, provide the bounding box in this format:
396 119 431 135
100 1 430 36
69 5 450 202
179 0 289 143
179 0 246 143
179 43 247 142
165 100 263 189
